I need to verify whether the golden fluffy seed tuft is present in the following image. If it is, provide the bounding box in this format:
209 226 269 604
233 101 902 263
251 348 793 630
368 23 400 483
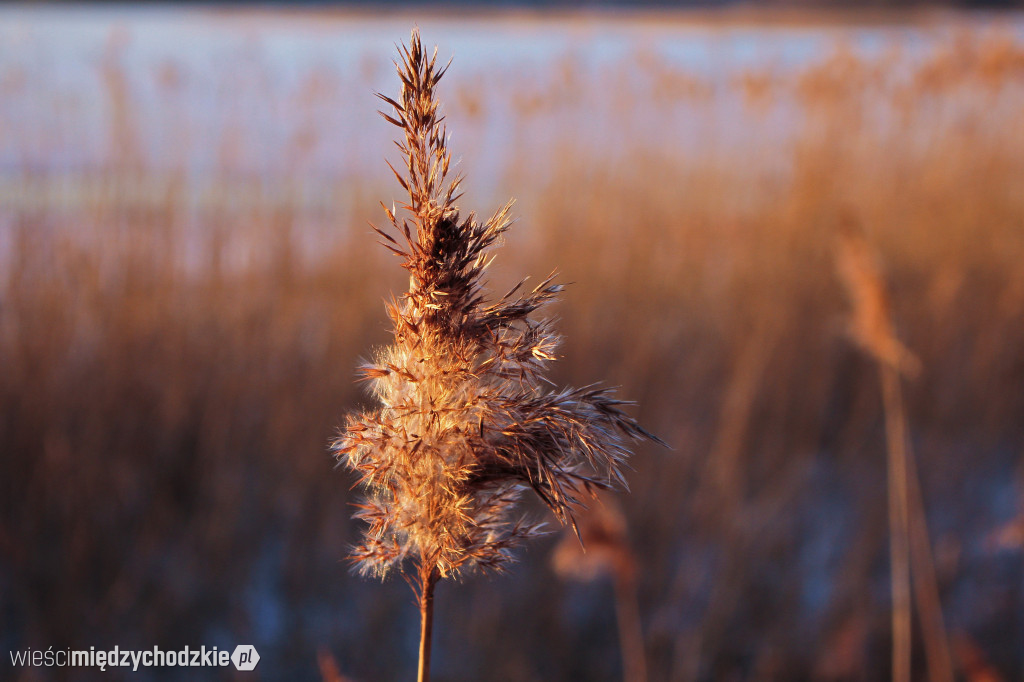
333 28 662 583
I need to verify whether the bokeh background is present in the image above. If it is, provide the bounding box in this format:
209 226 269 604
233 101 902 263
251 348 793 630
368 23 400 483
2 3 1024 681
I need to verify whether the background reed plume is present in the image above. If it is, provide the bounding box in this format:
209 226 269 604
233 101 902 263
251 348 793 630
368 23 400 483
553 498 648 682
331 29 661 681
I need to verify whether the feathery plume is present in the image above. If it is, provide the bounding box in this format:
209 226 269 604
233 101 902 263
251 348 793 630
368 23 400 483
331 29 662 681
835 223 920 377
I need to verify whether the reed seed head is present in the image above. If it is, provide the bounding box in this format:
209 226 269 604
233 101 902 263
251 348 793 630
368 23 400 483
332 29 662 582
835 223 921 377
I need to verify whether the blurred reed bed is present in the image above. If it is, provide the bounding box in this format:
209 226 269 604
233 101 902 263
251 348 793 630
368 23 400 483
2 15 1024 681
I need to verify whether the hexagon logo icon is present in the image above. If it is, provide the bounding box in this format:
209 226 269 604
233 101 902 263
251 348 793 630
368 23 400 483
231 645 260 671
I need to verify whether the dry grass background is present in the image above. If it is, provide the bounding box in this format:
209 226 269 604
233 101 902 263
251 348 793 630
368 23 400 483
2 13 1024 681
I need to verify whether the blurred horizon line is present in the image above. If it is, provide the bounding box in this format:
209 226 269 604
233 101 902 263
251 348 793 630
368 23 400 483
5 3 1024 24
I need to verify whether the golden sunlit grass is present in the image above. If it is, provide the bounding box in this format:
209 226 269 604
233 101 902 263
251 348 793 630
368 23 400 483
2 17 1024 681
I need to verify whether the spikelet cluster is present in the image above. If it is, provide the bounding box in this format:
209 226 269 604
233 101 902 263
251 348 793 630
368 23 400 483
333 30 660 580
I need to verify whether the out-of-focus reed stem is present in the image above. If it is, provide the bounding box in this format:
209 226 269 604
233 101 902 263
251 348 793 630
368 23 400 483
880 363 912 682
551 501 649 682
613 561 648 682
906 429 955 682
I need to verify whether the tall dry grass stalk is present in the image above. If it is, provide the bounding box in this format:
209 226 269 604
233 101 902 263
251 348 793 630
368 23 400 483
835 226 954 682
332 30 662 681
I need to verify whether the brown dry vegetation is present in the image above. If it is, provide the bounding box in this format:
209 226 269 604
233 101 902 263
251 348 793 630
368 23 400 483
2 17 1024 681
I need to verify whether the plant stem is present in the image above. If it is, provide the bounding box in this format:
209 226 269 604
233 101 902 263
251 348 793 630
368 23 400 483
881 364 911 682
613 562 648 682
417 568 438 682
906 439 955 682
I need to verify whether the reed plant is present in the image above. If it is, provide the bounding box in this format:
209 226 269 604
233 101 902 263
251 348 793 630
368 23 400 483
836 224 953 682
331 30 661 681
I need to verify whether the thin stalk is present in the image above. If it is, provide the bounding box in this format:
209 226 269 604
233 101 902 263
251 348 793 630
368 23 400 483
417 568 438 682
613 563 648 682
905 432 955 682
880 364 911 682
